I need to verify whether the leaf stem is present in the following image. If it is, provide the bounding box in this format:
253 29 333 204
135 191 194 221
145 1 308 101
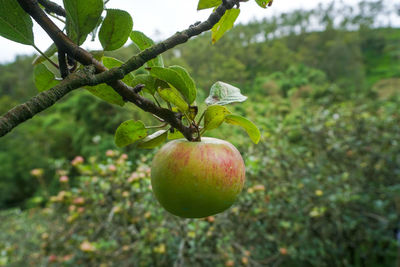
199 126 207 137
194 124 201 141
32 44 59 68
49 13 65 23
167 102 172 110
145 123 168 129
197 110 205 126
151 114 165 122
152 94 162 107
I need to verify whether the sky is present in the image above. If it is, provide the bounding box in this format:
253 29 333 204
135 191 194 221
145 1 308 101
0 0 396 63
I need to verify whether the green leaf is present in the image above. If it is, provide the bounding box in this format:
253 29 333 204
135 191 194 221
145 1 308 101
224 114 261 144
130 31 164 67
130 74 157 95
188 106 198 120
114 120 147 148
63 0 103 44
85 57 132 106
168 129 184 140
204 105 231 131
89 15 103 42
0 0 34 45
157 87 189 112
86 84 124 106
155 79 170 90
149 66 196 104
129 31 153 50
255 0 273 8
90 50 104 62
205 81 247 105
42 57 61 78
32 44 57 65
99 9 133 51
211 8 240 44
137 130 168 149
102 57 134 85
197 0 221 10
169 65 197 101
33 64 60 92
66 19 81 45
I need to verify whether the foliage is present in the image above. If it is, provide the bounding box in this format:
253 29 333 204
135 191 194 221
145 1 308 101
163 3 399 92
250 64 329 97
0 89 152 208
0 0 399 210
1 93 399 266
0 2 399 265
0 0 265 155
0 0 34 45
113 58 260 147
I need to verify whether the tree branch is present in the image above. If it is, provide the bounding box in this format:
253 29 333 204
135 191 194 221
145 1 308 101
93 1 238 83
1 0 238 139
58 49 69 78
0 66 95 137
38 0 66 17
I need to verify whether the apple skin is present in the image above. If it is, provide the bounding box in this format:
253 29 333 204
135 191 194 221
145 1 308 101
151 137 245 218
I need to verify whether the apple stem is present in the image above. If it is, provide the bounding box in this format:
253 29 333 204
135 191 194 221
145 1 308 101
193 123 202 142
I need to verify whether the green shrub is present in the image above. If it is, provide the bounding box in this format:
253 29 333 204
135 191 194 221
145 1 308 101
2 95 398 266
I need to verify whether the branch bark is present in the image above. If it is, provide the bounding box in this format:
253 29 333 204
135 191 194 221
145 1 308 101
0 0 238 139
37 0 66 17
0 67 95 137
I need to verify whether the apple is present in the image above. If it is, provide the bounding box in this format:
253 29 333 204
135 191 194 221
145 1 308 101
151 137 245 218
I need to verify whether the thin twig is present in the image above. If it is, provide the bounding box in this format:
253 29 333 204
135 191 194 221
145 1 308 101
145 123 168 129
152 94 162 107
58 50 69 78
174 239 186 267
197 110 205 126
0 66 96 137
49 13 65 23
151 114 165 123
32 44 59 68
38 0 66 17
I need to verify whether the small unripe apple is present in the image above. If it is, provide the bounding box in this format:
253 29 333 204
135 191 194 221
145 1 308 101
151 137 245 218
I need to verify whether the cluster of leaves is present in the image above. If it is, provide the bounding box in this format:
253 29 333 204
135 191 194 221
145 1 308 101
0 208 49 266
0 0 134 56
1 0 268 147
1 93 399 266
115 80 260 148
198 0 273 43
251 64 327 97
246 98 400 266
162 3 400 94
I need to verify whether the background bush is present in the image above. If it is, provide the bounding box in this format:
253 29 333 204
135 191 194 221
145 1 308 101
1 93 399 266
